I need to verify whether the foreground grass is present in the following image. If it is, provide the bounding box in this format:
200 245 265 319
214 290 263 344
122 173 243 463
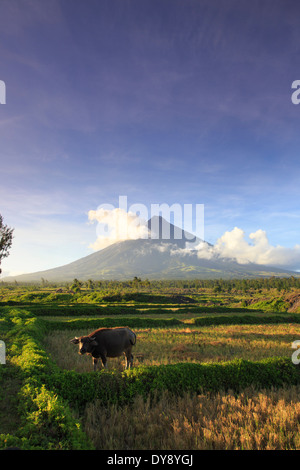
2 304 300 450
85 386 300 450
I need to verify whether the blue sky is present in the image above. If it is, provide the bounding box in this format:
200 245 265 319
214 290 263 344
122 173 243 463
1 0 300 276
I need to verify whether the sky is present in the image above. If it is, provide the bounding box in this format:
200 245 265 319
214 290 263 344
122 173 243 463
1 0 300 276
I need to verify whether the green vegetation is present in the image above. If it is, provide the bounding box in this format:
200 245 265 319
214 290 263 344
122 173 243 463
1 277 300 449
0 214 14 275
0 309 92 449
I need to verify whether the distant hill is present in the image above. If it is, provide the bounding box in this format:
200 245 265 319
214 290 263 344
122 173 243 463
2 216 297 282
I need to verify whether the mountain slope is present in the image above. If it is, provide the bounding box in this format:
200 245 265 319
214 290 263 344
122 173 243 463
2 217 297 281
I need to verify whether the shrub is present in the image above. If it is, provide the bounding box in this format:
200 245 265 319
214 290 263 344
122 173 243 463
18 383 93 449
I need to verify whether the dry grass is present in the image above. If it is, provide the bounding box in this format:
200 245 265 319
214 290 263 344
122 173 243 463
43 324 300 372
84 386 300 450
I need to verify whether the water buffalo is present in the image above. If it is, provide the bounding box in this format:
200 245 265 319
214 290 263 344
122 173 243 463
70 327 136 371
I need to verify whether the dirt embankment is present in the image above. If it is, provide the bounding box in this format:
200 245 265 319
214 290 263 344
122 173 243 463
239 291 300 313
286 293 300 313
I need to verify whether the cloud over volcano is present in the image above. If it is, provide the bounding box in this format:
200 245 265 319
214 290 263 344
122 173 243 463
88 208 149 251
196 227 300 270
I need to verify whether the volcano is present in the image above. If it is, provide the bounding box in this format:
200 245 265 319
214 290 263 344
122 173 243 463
3 216 297 282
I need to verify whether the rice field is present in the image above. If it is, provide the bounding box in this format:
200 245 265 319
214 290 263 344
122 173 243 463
41 321 300 449
84 385 300 450
3 283 300 450
43 323 300 373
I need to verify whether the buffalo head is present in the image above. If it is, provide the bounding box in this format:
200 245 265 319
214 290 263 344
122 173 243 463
70 336 98 355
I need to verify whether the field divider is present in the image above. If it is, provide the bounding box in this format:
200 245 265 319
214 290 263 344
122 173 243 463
1 303 270 316
44 357 300 409
41 313 300 331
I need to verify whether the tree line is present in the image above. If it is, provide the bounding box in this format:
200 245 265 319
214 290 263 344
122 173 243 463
2 275 300 294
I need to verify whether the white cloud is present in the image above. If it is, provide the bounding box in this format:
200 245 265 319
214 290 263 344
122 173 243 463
196 227 300 269
88 208 150 251
153 243 172 253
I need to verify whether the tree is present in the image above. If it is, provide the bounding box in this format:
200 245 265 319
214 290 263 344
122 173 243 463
0 215 14 274
70 278 82 293
132 276 142 290
85 279 95 290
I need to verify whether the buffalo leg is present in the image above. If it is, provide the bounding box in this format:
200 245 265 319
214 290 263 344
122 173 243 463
129 354 133 368
100 355 107 369
93 357 98 372
125 352 133 369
